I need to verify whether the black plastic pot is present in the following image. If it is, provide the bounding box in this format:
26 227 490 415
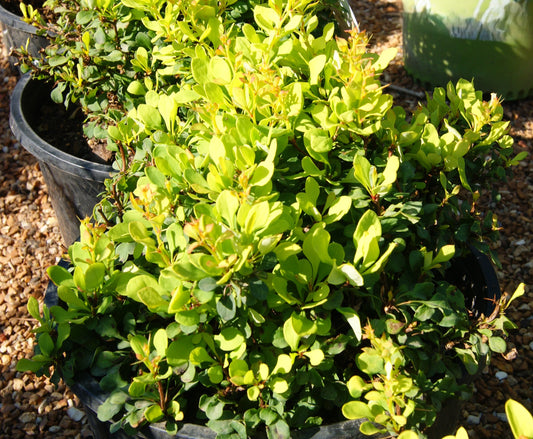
43 248 501 439
0 2 48 71
69 373 371 439
9 74 114 246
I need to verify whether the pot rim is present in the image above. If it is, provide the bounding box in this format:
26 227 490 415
9 73 114 182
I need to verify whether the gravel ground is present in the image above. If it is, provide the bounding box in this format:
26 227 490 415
0 1 531 438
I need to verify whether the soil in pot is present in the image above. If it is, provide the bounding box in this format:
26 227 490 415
33 91 114 165
1 0 44 15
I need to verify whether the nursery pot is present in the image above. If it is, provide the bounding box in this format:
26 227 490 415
65 372 372 439
0 2 48 71
402 0 533 100
43 248 500 439
9 74 114 246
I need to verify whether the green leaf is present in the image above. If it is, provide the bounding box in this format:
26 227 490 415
153 329 168 358
174 310 200 327
145 404 164 423
216 190 240 229
57 285 90 311
137 104 162 129
168 283 190 313
189 346 214 365
442 427 470 439
328 263 363 287
338 308 362 341
488 336 506 353
267 419 290 439
249 161 274 187
346 375 371 399
272 354 293 375
360 421 384 435
97 390 128 422
38 333 54 356
269 377 288 394
207 365 224 384
128 221 155 248
353 210 381 268
303 129 333 161
253 5 279 31
352 155 372 193
158 94 178 133
342 401 372 420
209 57 233 84
248 385 261 401
505 399 533 439
433 245 455 265
127 80 147 96
229 359 249 385
138 286 168 312
214 327 245 352
356 351 384 376
216 294 236 322
84 263 106 291
16 358 45 373
27 296 41 321
47 265 73 286
507 283 526 307
303 349 324 366
283 317 300 351
309 54 326 85
167 337 194 366
324 195 352 224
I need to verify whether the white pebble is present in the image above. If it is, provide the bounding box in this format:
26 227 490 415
514 239 526 245
49 426 61 433
529 341 533 351
466 414 481 425
495 371 508 380
67 406 85 422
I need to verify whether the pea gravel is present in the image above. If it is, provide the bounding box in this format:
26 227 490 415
0 1 531 438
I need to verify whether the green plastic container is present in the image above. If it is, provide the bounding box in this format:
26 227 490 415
402 0 533 100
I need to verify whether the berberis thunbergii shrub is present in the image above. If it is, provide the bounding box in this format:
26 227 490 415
18 0 526 438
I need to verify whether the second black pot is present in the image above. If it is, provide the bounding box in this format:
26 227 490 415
0 3 48 72
9 74 114 246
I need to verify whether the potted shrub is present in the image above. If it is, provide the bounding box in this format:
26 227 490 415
402 0 533 100
0 0 48 70
17 0 526 438
11 0 358 243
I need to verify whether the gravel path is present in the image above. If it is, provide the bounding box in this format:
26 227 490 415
0 1 531 438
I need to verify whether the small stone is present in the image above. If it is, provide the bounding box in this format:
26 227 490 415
49 426 61 433
507 375 519 386
495 371 508 380
67 407 85 422
466 414 481 425
19 412 36 424
12 378 24 392
495 412 508 422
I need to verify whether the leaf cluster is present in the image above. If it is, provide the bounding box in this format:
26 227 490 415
16 0 527 438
